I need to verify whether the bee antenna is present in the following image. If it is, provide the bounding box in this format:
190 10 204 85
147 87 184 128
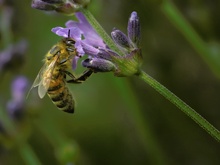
68 29 70 38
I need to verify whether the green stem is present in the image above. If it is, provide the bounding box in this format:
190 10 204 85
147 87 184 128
160 0 220 78
18 142 42 165
35 117 67 148
0 107 42 164
81 8 170 164
80 8 124 56
35 117 79 164
0 7 13 48
138 70 220 142
111 78 170 165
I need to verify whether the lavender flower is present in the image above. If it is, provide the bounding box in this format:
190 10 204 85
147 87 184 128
51 12 107 69
52 12 106 50
0 39 28 74
6 76 29 120
52 11 142 76
31 0 90 15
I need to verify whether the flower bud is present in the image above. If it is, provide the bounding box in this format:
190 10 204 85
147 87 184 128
31 0 56 11
31 0 90 14
82 58 116 73
111 29 130 50
42 0 63 4
127 11 140 47
55 3 79 15
96 48 113 60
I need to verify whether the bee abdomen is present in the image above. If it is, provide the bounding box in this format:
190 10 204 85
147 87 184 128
48 84 75 113
48 84 62 92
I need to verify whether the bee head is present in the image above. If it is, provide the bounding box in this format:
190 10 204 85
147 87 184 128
65 39 75 46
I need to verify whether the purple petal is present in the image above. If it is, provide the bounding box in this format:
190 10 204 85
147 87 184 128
52 26 82 40
81 41 99 57
51 27 68 38
75 40 85 56
72 56 79 70
69 27 82 40
65 20 77 28
69 12 106 48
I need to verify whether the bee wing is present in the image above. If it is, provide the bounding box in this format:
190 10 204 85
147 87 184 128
27 56 58 99
37 64 51 99
26 63 47 99
38 57 58 98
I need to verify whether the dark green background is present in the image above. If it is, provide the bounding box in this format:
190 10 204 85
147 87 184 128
1 0 220 164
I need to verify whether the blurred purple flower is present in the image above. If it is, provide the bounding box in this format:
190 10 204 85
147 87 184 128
0 0 4 6
31 0 56 11
11 76 29 102
31 0 90 15
6 76 29 120
0 39 28 74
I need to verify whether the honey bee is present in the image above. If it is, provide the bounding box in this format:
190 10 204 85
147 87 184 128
28 32 93 113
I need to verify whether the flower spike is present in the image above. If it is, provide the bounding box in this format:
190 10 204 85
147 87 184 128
127 11 141 48
7 76 29 120
52 11 142 76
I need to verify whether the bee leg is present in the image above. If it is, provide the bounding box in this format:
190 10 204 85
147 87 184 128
75 69 93 82
64 70 77 79
64 71 81 84
66 69 93 84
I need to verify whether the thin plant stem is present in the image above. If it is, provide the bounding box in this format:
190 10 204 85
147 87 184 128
35 117 79 164
80 8 124 56
160 0 220 78
138 70 220 142
0 107 42 165
81 8 170 164
111 78 170 165
18 142 42 165
35 117 66 148
0 7 13 47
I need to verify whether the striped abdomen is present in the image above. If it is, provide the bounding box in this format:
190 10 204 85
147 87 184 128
47 78 75 113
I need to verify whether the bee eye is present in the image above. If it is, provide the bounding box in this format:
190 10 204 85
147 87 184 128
66 47 75 52
66 40 75 46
